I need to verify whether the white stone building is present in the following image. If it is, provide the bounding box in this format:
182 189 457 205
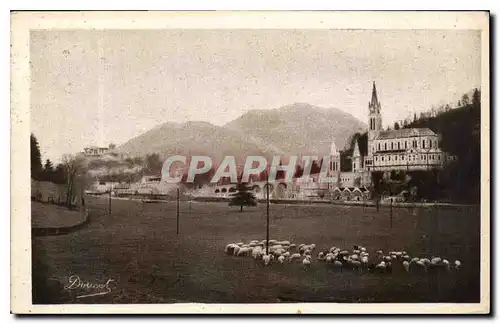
363 82 451 172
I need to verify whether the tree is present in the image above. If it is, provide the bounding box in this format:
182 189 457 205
62 154 87 209
52 163 67 184
42 159 54 182
472 88 481 110
30 134 43 180
462 93 470 106
44 159 54 173
144 153 163 176
394 122 400 130
229 182 257 212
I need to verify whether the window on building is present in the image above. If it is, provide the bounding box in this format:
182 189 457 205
438 155 441 160
422 139 425 149
405 141 408 149
402 156 405 160
388 156 391 161
429 140 432 148
398 142 400 150
378 143 381 151
382 156 384 161
395 156 398 161
424 155 426 160
384 143 387 150
391 142 394 150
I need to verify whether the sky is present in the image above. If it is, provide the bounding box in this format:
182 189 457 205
30 29 481 163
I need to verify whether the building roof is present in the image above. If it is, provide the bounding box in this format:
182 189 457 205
373 149 407 154
375 128 436 140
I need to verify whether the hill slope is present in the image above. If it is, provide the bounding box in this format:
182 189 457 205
116 103 366 163
225 103 367 157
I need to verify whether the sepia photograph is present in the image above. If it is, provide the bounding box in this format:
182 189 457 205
10 11 490 314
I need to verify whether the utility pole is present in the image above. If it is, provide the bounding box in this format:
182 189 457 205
266 174 270 256
108 184 112 215
390 197 393 229
176 188 180 235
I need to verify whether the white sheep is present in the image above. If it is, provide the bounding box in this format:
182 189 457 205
442 259 451 271
402 260 410 272
414 260 426 271
225 243 237 255
303 249 312 256
302 255 312 267
454 260 462 270
237 242 244 247
350 260 361 269
431 257 442 265
325 255 333 263
263 254 271 266
232 245 241 256
252 246 264 260
278 255 285 264
289 253 301 262
375 261 386 270
317 251 326 261
237 247 252 257
333 260 343 268
360 247 367 253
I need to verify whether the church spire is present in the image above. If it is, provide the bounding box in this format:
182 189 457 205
370 81 378 106
369 81 381 113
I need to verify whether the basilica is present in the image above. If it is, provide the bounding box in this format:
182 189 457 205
325 82 454 192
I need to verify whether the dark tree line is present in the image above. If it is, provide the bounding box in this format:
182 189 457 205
30 134 66 184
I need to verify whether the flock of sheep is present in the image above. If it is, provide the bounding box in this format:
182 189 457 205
224 239 462 274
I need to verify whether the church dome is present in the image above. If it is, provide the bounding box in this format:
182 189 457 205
330 140 339 156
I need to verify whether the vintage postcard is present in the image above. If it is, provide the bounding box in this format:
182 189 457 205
11 11 490 314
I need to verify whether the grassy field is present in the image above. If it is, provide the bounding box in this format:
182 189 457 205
32 196 481 304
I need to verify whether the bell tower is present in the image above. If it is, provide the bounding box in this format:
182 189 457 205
367 81 382 156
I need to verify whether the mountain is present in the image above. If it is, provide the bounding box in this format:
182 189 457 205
224 103 367 157
116 103 366 164
115 121 277 165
